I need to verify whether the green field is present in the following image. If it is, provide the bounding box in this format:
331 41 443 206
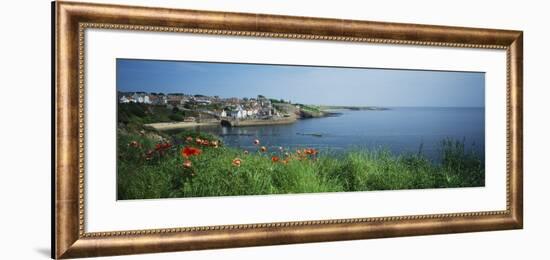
117 129 484 200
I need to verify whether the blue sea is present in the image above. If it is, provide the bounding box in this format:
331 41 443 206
190 107 484 162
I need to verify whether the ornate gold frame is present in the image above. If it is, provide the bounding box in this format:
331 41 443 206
54 1 523 259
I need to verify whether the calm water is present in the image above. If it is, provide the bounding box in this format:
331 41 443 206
187 107 485 161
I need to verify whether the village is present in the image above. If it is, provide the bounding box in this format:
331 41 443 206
118 91 298 129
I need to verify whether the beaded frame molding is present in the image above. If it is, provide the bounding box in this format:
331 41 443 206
53 1 523 259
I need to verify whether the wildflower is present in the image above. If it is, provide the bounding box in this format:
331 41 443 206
128 141 140 148
278 146 284 151
284 152 290 157
201 140 210 146
305 148 318 155
155 142 172 151
253 139 260 145
271 156 280 163
145 149 154 160
185 136 193 143
282 159 289 164
195 138 203 145
181 146 202 158
232 158 242 167
211 140 219 148
260 146 267 152
243 150 249 155
182 160 192 168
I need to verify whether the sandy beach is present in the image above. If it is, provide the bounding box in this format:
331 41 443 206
144 121 218 130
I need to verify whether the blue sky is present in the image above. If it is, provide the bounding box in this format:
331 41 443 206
116 59 484 107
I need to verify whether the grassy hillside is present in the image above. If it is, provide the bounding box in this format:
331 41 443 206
118 103 194 130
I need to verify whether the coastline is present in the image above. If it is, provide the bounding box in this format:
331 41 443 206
144 107 387 131
321 105 390 111
146 115 298 130
221 116 297 127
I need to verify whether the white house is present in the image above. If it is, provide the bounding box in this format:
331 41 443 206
119 96 130 103
179 97 189 105
231 105 246 119
131 94 144 103
190 96 212 105
143 95 151 104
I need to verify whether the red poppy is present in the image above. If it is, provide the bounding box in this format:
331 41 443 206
195 138 203 145
182 160 192 168
271 156 280 163
181 146 202 158
145 149 154 160
305 148 318 155
155 142 171 151
232 158 242 167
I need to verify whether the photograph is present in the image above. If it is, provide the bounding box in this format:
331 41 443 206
116 59 485 200
44 2 530 258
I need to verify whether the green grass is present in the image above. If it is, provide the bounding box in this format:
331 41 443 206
117 129 484 200
299 104 322 113
118 103 194 131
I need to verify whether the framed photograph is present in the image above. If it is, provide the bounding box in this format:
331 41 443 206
53 1 523 259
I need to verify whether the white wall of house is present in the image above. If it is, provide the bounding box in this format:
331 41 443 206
143 96 151 104
120 96 130 103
